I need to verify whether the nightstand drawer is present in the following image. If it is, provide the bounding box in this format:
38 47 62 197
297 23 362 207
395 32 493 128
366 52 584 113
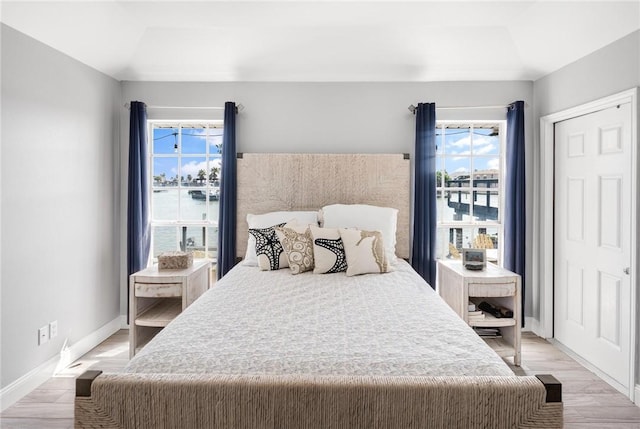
469 282 516 297
135 282 182 297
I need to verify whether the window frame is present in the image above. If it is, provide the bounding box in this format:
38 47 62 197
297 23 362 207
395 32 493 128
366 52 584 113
147 120 224 263
435 120 507 266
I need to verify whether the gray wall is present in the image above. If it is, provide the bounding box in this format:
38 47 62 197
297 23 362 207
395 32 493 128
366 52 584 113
534 30 639 118
120 80 535 316
1 25 121 388
533 29 640 387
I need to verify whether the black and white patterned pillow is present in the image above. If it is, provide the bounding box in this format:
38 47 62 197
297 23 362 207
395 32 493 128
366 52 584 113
248 223 288 271
309 226 347 274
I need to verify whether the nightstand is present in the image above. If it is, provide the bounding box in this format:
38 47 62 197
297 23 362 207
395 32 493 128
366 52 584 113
129 259 211 357
437 259 521 366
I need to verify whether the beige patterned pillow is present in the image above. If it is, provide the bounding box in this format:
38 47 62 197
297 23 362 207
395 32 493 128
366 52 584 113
275 226 315 274
339 228 392 276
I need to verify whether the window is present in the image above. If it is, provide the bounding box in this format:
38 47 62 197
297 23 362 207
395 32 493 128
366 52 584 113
149 121 223 261
435 121 505 265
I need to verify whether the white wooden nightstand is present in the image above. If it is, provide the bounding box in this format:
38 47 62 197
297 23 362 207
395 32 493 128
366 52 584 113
437 259 522 366
129 259 211 357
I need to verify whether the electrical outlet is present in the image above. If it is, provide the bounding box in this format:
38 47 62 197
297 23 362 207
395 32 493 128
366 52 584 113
49 321 58 339
38 326 49 345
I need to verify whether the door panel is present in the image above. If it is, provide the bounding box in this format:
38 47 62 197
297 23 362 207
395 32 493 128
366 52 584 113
566 263 584 326
597 271 621 347
554 103 632 390
599 176 622 250
566 178 585 242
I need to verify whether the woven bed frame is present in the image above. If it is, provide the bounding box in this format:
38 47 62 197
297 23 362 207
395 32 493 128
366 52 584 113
75 153 563 428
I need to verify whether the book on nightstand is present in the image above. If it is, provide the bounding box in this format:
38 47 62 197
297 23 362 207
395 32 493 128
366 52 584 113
473 327 502 338
468 310 485 321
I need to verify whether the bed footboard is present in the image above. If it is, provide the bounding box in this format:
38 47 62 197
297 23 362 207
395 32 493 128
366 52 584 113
75 371 562 429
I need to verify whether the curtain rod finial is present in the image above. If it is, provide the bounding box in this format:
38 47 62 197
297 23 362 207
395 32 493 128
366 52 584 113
236 103 245 113
408 104 416 114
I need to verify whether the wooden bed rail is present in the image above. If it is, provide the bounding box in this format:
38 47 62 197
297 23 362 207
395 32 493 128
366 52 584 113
535 374 562 403
75 371 563 428
76 370 102 397
75 371 563 403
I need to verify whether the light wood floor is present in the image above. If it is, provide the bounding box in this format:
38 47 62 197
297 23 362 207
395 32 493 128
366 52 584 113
1 331 639 428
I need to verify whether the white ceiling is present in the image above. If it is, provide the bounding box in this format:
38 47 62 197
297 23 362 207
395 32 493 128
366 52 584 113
2 1 639 82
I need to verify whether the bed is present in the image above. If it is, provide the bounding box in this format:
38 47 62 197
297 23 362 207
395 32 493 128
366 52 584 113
75 153 562 428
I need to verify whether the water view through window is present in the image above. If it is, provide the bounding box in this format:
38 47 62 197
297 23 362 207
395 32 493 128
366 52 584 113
149 122 223 261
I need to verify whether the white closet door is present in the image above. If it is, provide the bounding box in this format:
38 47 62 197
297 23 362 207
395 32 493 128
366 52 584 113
554 102 632 392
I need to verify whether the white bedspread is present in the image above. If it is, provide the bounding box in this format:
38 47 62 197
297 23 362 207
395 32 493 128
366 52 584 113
125 260 513 377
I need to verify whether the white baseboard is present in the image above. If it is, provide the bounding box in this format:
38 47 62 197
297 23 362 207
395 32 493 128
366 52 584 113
120 314 129 329
551 339 631 399
635 384 640 407
0 316 121 412
523 317 544 337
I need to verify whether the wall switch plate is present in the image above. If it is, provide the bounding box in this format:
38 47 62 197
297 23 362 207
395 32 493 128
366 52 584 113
49 320 58 339
38 326 49 345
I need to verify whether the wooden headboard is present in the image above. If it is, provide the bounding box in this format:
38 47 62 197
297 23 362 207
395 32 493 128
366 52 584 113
236 153 411 259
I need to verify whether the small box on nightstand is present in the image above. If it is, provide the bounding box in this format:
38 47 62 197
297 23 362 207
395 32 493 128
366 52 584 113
158 251 193 270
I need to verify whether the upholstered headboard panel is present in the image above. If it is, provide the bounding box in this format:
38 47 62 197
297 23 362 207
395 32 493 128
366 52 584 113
236 153 411 259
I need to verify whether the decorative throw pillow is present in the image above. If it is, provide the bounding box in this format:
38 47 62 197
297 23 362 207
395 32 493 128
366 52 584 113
339 228 392 276
248 223 289 271
275 226 314 274
243 211 320 266
309 226 348 274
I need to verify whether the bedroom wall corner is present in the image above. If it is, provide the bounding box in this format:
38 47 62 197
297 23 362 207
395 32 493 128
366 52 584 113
0 24 122 407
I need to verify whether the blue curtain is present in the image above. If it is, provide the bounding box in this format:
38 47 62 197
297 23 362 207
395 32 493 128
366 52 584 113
217 102 237 279
127 101 151 321
504 100 526 325
412 103 437 288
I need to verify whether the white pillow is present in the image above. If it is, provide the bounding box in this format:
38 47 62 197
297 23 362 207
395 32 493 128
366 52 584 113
243 211 319 266
321 204 398 264
339 228 392 276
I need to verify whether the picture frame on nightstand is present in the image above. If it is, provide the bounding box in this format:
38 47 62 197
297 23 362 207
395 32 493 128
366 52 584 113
462 248 486 270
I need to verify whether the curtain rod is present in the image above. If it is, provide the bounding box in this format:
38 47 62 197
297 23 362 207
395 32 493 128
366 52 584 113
124 103 244 111
407 104 509 114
